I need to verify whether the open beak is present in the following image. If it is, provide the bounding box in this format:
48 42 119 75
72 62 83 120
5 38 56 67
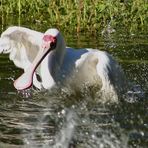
14 41 52 90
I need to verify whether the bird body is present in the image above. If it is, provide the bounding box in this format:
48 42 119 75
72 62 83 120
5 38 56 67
0 26 126 99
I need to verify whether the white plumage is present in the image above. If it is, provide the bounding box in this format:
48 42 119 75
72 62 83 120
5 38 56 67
0 26 127 100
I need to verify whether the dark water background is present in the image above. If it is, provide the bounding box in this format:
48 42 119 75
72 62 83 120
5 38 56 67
0 17 148 148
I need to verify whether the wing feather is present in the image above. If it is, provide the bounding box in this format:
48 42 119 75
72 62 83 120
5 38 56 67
0 26 43 70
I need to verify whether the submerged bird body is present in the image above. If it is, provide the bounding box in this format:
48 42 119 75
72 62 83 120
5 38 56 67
0 26 126 99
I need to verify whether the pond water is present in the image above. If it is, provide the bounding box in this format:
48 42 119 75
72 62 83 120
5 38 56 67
0 17 148 148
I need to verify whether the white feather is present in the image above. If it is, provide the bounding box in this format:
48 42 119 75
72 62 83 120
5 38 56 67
0 27 127 100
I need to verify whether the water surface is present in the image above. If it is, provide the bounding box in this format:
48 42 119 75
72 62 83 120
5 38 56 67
0 19 148 148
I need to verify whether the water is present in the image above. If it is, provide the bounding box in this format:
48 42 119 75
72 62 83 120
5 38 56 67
0 18 148 148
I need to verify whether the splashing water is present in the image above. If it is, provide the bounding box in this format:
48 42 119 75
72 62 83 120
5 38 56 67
53 109 77 148
0 14 148 148
18 92 128 148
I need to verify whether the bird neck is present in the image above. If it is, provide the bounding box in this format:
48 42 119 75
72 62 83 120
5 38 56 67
45 37 66 80
55 41 66 65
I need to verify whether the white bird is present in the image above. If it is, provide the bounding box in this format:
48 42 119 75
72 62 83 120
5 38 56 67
0 26 127 100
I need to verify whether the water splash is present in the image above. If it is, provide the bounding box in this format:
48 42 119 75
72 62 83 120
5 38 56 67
125 84 145 103
53 109 77 148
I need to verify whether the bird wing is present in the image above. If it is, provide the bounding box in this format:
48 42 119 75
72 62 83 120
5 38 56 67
95 50 126 98
0 26 44 71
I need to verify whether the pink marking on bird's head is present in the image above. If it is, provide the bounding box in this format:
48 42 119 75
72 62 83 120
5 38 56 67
42 35 57 49
43 35 56 43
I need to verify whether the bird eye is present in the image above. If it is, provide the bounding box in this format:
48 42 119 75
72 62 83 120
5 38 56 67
50 39 57 49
